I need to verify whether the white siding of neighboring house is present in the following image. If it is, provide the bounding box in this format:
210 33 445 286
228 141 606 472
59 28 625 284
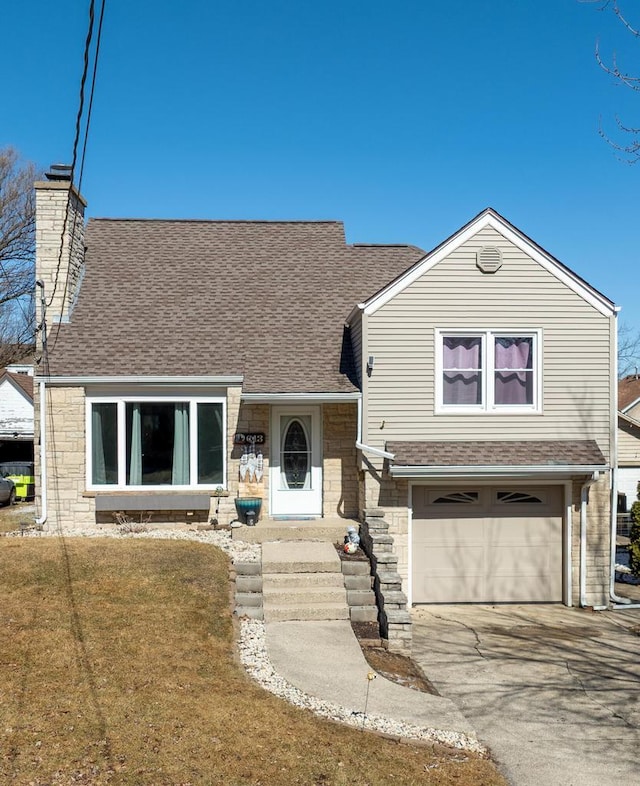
0 378 34 439
625 399 640 420
618 419 640 511
363 226 614 461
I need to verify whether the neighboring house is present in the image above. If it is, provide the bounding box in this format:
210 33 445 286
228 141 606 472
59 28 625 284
34 168 617 609
0 367 34 463
618 375 640 513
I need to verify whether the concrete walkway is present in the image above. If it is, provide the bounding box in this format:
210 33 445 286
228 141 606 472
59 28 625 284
412 605 640 786
264 618 476 737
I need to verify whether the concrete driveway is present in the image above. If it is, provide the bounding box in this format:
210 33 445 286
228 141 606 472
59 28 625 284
412 605 640 786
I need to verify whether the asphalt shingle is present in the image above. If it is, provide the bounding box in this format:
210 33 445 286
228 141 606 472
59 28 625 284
47 220 425 392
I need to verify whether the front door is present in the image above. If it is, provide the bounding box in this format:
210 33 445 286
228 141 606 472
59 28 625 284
270 406 322 516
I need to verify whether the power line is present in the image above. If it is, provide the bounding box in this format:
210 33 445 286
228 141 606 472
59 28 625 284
47 0 106 358
46 0 97 311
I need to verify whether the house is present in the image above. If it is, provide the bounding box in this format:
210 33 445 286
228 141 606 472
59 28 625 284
34 168 617 610
618 375 640 514
0 365 34 463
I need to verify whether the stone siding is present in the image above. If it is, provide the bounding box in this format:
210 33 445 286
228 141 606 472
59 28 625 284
35 385 95 529
570 476 611 608
322 403 359 518
35 181 86 325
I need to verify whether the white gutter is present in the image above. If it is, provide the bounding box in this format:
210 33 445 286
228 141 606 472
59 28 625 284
580 472 602 608
354 394 395 460
241 392 361 403
35 380 47 528
356 441 396 460
35 375 244 385
390 464 608 478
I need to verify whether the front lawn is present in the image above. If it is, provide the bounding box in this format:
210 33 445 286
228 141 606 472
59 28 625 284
0 537 506 785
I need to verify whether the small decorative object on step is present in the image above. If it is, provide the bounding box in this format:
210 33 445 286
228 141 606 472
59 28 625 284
344 541 358 554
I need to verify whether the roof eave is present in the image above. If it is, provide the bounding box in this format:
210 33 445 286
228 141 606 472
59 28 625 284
389 463 609 478
35 375 245 386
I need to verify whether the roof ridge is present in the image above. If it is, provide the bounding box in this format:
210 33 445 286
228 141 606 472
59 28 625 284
87 218 344 225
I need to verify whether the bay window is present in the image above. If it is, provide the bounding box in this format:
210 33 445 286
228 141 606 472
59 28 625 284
438 330 540 412
88 396 225 488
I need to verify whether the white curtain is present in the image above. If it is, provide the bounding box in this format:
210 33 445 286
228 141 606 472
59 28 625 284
172 403 190 484
92 406 106 484
128 403 142 485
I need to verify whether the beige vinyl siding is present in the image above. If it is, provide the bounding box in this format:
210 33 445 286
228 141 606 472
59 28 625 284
619 422 640 465
349 313 363 387
364 226 613 460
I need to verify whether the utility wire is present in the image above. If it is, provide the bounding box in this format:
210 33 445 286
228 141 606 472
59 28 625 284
47 0 106 358
45 0 96 311
50 0 106 354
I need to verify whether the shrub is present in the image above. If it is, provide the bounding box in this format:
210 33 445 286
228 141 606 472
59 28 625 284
629 482 640 576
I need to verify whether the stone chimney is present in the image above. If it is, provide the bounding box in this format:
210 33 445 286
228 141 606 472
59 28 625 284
34 164 87 330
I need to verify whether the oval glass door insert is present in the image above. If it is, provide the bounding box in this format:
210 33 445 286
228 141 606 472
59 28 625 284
282 419 310 489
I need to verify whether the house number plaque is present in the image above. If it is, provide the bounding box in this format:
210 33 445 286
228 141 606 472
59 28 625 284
234 432 266 445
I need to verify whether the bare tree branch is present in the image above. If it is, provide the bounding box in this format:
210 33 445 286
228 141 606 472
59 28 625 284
585 1 640 162
0 147 39 366
618 323 640 378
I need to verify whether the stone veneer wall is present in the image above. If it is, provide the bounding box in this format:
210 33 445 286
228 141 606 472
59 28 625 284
228 400 270 521
362 463 410 588
322 403 359 518
570 476 611 608
35 385 95 529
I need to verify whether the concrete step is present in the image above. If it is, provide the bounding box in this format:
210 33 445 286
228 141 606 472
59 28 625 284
262 541 341 574
343 574 372 591
263 572 344 589
340 559 371 576
350 605 379 623
346 589 376 606
232 517 359 544
263 602 350 622
263 585 347 606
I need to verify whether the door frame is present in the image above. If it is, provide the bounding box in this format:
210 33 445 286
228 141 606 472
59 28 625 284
270 405 322 517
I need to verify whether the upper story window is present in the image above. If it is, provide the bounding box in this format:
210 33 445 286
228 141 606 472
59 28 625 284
437 330 541 413
87 396 225 489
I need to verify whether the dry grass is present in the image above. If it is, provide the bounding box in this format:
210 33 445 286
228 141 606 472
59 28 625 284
0 502 34 534
0 538 506 786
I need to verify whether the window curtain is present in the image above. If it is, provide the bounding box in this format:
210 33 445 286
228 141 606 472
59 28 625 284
92 406 106 485
443 336 482 405
128 403 142 485
172 403 190 484
494 337 533 405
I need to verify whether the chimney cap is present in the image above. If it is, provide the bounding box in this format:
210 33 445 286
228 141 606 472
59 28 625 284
45 164 73 182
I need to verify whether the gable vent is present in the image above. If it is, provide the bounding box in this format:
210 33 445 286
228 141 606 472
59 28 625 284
476 246 502 274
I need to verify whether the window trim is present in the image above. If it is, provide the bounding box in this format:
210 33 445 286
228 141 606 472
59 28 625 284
435 328 542 414
86 394 227 491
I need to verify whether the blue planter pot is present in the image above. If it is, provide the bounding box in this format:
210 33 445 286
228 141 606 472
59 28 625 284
235 497 262 526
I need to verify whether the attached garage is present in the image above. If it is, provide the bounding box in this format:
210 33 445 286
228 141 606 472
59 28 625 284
411 485 564 603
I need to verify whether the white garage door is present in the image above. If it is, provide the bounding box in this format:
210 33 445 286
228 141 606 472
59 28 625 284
412 486 563 603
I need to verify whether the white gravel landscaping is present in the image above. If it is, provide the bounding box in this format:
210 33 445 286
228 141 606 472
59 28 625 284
5 523 483 754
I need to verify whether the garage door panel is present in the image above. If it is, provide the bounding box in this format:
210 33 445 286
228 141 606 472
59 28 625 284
412 485 563 604
413 518 487 548
418 545 484 577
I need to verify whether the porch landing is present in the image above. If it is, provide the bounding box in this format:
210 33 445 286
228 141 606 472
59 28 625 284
231 516 358 543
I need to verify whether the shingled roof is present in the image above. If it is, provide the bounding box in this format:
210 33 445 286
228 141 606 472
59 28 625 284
387 440 607 468
46 220 425 392
619 375 640 412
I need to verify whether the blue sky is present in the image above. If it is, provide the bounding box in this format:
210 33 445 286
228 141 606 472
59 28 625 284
4 1 639 332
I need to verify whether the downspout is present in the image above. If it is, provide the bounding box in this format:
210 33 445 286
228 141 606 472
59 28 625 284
35 379 47 528
609 308 639 608
355 390 395 460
